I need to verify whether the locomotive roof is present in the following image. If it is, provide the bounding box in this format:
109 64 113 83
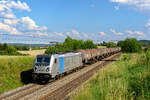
36 52 81 58
37 54 51 58
58 52 80 57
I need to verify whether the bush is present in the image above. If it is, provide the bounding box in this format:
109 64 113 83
107 42 117 48
45 46 56 54
118 38 142 53
83 40 97 49
45 36 97 54
13 45 29 51
0 43 24 55
100 41 117 48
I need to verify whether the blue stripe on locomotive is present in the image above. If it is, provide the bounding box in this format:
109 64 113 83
59 56 64 74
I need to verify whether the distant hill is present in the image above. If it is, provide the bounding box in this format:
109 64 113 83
139 40 150 45
139 40 150 44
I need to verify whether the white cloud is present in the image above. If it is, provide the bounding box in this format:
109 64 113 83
0 22 20 34
126 30 134 35
54 32 64 37
19 17 47 31
110 29 123 35
0 0 31 19
0 0 31 12
65 31 90 40
110 0 128 3
10 28 20 34
66 32 71 36
0 0 48 37
114 6 120 10
4 19 18 25
82 32 90 40
109 0 150 12
145 19 150 30
0 22 12 31
135 31 144 35
7 1 31 12
126 30 145 36
32 31 48 36
72 29 80 35
99 32 106 36
1 11 16 18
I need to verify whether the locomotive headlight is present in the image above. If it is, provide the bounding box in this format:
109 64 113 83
46 68 49 72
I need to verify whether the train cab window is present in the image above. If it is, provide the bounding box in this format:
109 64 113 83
55 59 57 63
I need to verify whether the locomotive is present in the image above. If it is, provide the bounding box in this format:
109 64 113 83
32 48 121 82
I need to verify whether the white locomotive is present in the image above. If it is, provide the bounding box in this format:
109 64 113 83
32 52 83 82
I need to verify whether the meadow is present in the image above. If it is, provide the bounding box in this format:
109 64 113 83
0 56 35 94
97 46 106 48
18 49 46 56
71 53 150 100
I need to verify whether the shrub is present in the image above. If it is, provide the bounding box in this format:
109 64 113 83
106 42 117 48
100 41 117 48
45 46 57 54
0 43 24 55
13 45 29 51
146 50 150 63
83 40 97 49
118 38 142 53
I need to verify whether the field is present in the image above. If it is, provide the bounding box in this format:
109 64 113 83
97 46 106 48
0 56 35 94
18 49 46 56
71 53 150 100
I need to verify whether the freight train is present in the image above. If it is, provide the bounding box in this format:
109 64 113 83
32 48 121 82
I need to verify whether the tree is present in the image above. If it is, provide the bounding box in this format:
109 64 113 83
107 42 117 48
45 37 97 54
45 46 56 54
7 46 17 54
83 40 97 49
3 43 8 50
0 43 23 55
118 38 142 53
64 36 74 51
117 40 124 47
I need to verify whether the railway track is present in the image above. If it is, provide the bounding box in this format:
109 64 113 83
0 53 121 100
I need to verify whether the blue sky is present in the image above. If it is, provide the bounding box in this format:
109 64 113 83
0 0 150 43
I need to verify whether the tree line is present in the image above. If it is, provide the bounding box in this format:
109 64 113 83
0 43 24 55
45 37 144 54
0 37 145 55
45 36 97 54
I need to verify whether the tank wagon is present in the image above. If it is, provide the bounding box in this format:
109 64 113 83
32 47 121 82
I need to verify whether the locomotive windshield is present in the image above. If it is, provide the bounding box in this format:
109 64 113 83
36 57 51 65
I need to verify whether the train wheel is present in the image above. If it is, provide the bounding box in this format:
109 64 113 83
40 79 49 84
55 75 60 80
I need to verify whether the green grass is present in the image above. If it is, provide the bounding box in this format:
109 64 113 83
0 56 35 94
71 53 150 100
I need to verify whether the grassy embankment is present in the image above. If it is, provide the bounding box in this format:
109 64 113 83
0 56 35 94
71 53 150 100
